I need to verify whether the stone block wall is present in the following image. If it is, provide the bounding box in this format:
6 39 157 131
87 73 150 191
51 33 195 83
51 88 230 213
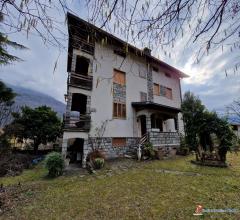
82 137 140 166
149 131 180 147
113 83 126 103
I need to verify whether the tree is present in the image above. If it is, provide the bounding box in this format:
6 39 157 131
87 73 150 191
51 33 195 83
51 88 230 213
181 91 205 153
0 81 17 127
9 105 62 154
0 12 26 65
227 99 240 123
181 91 235 162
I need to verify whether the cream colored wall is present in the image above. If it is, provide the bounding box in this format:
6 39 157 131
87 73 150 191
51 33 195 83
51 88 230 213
89 43 148 137
152 70 182 109
69 43 184 138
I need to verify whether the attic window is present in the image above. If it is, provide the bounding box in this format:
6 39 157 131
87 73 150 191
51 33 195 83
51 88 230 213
152 66 159 72
165 73 171 78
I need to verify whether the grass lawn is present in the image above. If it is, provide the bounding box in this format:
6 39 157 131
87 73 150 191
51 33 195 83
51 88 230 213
1 153 240 220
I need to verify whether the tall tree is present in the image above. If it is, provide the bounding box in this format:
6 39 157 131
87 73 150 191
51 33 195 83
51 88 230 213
0 12 26 65
9 106 62 154
227 99 240 123
0 81 16 127
181 91 205 153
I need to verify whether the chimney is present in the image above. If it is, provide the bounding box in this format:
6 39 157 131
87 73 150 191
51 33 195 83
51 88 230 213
143 47 151 56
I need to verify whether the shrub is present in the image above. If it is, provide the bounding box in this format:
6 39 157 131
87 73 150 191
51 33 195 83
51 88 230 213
93 158 105 169
87 149 105 162
143 142 155 159
45 152 64 177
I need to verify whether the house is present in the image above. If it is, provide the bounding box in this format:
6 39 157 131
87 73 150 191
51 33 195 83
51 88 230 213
231 123 240 139
62 13 189 167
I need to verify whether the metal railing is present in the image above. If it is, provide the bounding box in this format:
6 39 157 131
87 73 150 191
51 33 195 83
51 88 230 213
68 72 93 90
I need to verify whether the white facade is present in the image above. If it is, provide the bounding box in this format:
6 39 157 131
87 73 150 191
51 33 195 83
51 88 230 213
62 13 188 166
68 43 183 138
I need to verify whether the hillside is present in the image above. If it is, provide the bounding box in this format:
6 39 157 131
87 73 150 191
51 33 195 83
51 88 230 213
9 84 66 118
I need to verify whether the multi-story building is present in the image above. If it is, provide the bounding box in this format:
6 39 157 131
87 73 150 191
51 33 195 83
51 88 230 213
62 13 188 167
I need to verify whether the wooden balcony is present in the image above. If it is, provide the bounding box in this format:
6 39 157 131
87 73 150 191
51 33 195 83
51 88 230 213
68 72 93 90
64 114 91 131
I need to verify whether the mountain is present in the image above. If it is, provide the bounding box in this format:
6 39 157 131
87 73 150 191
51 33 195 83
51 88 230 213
9 84 66 118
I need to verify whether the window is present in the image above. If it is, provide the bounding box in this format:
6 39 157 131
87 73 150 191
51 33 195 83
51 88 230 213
160 85 166 96
165 73 171 78
113 102 126 119
75 56 89 75
113 69 126 86
154 84 173 99
112 138 126 147
140 92 147 102
154 83 160 96
165 87 173 99
139 68 147 78
152 66 159 72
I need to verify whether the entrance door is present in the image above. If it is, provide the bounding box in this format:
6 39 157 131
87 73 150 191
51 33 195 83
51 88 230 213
68 138 84 165
139 115 146 136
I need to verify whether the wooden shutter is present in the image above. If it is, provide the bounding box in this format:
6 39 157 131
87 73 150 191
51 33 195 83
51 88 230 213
113 69 126 86
166 87 172 99
153 83 160 96
112 138 126 147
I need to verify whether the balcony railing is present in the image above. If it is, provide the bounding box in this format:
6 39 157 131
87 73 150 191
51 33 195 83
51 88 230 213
68 72 93 90
64 114 91 131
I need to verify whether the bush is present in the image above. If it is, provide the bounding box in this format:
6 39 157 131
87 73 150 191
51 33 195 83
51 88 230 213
87 149 105 162
143 142 155 159
93 158 105 169
45 152 64 177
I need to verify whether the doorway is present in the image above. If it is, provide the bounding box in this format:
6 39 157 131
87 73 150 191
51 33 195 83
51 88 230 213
138 115 146 137
67 138 84 165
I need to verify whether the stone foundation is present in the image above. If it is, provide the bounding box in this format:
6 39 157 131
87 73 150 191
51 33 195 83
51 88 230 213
149 131 180 147
82 137 140 167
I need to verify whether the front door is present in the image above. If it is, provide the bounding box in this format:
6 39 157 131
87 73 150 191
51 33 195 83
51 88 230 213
140 115 146 136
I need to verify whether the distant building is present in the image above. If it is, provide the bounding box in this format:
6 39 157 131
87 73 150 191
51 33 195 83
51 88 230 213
61 13 188 167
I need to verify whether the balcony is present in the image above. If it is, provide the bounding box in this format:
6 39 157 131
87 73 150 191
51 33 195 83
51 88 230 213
64 114 91 131
68 72 93 90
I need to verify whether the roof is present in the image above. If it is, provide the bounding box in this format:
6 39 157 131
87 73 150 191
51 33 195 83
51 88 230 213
131 101 181 114
67 12 189 78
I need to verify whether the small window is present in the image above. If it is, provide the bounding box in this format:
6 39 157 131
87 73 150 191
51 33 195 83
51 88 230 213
153 83 160 96
113 69 126 86
165 87 173 99
139 69 146 78
232 125 238 131
165 73 171 78
112 138 126 147
152 66 159 72
160 85 166 96
140 92 147 102
113 102 126 119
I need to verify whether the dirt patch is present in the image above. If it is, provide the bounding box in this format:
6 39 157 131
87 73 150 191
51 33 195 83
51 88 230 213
0 152 35 177
0 184 36 216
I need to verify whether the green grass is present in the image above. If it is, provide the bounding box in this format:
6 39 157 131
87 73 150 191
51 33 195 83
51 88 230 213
1 154 240 219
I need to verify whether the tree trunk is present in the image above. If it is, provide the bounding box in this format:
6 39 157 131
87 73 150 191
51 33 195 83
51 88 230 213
33 141 39 155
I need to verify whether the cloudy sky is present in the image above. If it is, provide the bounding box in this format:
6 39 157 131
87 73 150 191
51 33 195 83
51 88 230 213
1 1 239 113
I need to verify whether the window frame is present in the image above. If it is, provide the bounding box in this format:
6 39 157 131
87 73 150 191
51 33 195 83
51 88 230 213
112 138 127 147
113 102 126 119
153 83 160 96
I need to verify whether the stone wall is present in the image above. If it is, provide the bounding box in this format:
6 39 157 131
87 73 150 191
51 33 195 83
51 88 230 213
82 137 140 166
113 83 126 103
149 131 180 148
